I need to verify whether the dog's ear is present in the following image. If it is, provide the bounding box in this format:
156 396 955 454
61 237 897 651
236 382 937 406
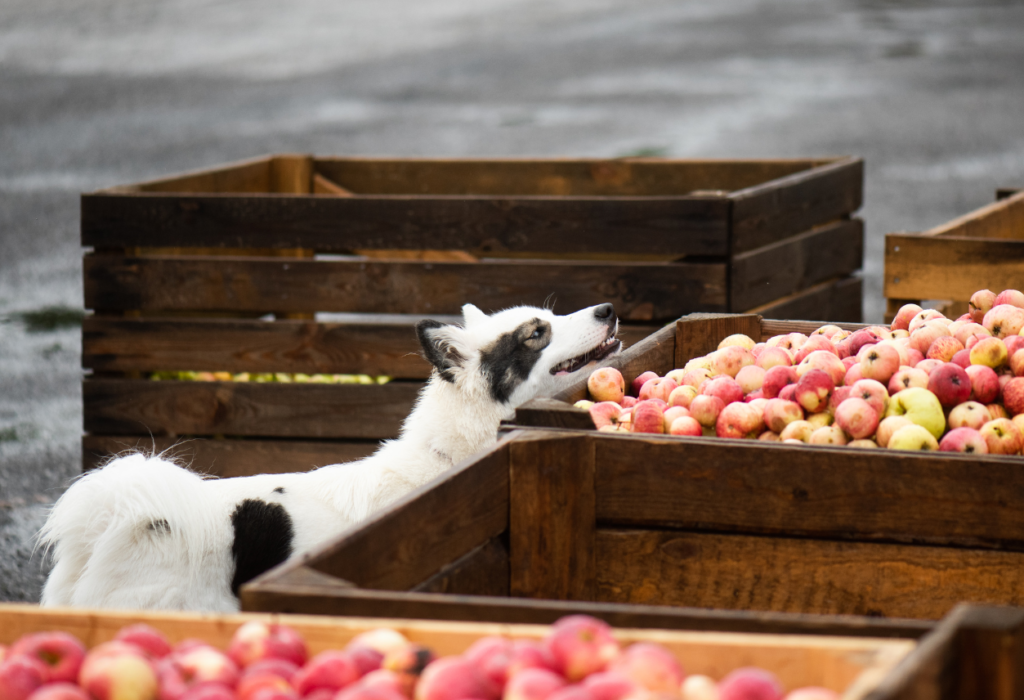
461 303 488 328
416 320 468 383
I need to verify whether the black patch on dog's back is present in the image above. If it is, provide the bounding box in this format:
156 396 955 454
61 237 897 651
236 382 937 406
480 319 551 403
273 487 284 494
230 499 293 597
147 519 170 534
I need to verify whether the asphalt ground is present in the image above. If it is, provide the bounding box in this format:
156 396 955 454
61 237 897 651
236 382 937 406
1 0 1023 602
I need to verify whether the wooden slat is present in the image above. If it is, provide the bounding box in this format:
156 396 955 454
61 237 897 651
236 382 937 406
312 157 830 197
82 378 420 439
313 173 354 196
509 434 596 601
0 603 916 696
82 317 432 377
122 155 272 194
885 234 1024 303
270 155 313 194
80 195 731 257
594 529 1024 619
590 434 1024 550
83 254 727 321
926 189 1024 239
81 435 378 477
730 157 864 254
299 441 510 591
515 398 596 430
730 218 863 311
748 275 863 323
675 313 763 367
411 537 511 597
760 319 868 339
953 606 1024 700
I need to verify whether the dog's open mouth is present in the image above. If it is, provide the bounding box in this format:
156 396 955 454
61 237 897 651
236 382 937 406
550 332 621 376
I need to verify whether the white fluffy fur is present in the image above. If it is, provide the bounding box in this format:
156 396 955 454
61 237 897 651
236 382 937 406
39 303 619 612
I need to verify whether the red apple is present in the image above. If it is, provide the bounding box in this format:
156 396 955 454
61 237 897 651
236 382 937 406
763 399 804 434
701 376 744 406
80 643 158 700
915 359 943 376
925 335 964 363
115 625 172 661
639 377 678 403
989 403 1010 420
909 321 951 356
778 384 797 402
227 622 307 670
857 343 900 383
951 349 972 368
843 363 863 386
718 667 783 700
848 378 888 415
630 371 659 397
669 416 702 437
414 656 498 700
812 324 843 339
1006 336 1024 357
965 364 1000 403
939 427 989 454
1004 377 1024 416
797 351 846 386
238 671 297 700
606 643 683 693
716 402 765 439
589 402 627 430
983 304 1024 338
293 652 360 696
995 289 1024 308
908 309 946 334
588 368 625 403
0 656 48 700
630 401 665 434
982 418 1023 454
689 395 725 429
784 689 839 700
26 683 90 700
582 672 640 700
181 685 236 700
761 366 799 399
954 322 990 346
927 363 972 408
792 335 836 364
712 346 755 378
828 385 852 414
948 401 992 431
847 329 883 357
545 616 619 682
502 668 566 700
9 632 86 684
794 369 834 414
891 303 923 332
970 289 997 323
834 398 879 440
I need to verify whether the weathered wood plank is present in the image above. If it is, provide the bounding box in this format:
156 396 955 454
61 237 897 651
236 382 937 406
82 378 421 439
82 317 432 377
952 606 1024 700
80 195 731 258
748 275 863 323
730 218 863 311
124 155 272 194
885 235 1024 303
270 155 313 194
926 189 1024 239
675 313 763 367
81 435 378 477
411 537 510 597
304 441 510 591
83 255 727 322
509 434 596 601
312 158 828 196
760 319 868 339
730 157 864 254
594 529 1024 619
591 434 1024 550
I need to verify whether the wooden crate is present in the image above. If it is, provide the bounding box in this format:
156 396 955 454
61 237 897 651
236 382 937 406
243 313 1024 625
884 188 1024 322
0 604 923 700
82 154 863 475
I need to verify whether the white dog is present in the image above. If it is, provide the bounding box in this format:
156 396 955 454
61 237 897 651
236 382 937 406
39 302 620 612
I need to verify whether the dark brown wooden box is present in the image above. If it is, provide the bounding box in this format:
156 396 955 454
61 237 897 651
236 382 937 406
82 154 862 475
884 188 1024 322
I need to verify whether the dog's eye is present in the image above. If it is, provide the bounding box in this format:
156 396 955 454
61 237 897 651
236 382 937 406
529 328 542 340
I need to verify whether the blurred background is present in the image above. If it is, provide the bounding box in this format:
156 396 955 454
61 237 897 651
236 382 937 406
1 0 1023 601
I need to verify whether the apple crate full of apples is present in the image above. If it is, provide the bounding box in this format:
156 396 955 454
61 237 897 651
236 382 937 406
81 153 864 477
7 603 1024 700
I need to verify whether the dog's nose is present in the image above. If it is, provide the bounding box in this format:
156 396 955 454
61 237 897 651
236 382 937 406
593 303 616 322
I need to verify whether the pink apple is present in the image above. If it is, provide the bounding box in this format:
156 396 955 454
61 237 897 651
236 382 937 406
983 304 1024 338
927 363 972 408
794 369 834 414
702 376 744 405
680 367 714 390
970 289 997 323
228 622 307 670
9 632 86 684
669 416 702 437
939 427 989 454
909 321 951 356
891 303 924 331
668 385 698 408
681 675 721 700
761 365 799 399
951 349 972 368
832 329 854 344
545 616 619 682
735 365 766 394
784 689 839 700
662 405 690 425
809 425 847 445
0 656 48 700
1012 349 1024 377
80 643 158 700
841 356 857 370
954 322 990 345
866 325 894 340
763 399 804 433
793 335 837 364
995 289 1024 308
718 667 783 700
414 656 498 700
1004 377 1024 416
630 371 659 397
834 398 879 439
1006 336 1024 357
582 672 640 700
639 377 678 403
688 395 724 429
828 385 852 413
712 346 756 378
589 402 627 430
948 401 992 431
876 416 913 448
502 668 566 700
606 643 684 693
989 403 1010 420
908 309 946 334
906 348 925 366
293 651 360 696
857 343 900 383
848 378 889 415
969 336 1009 368
843 363 863 386
588 368 626 403
925 335 964 363
620 396 637 409
981 418 1023 455
915 359 943 376
755 346 792 370
630 401 665 434
716 402 765 439
797 351 846 385
26 683 91 700
964 364 1000 404
115 625 172 661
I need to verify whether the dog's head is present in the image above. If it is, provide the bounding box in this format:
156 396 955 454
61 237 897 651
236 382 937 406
416 303 621 407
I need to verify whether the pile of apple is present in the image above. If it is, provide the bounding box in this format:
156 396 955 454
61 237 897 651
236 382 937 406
580 289 1024 454
0 615 837 700
149 372 391 385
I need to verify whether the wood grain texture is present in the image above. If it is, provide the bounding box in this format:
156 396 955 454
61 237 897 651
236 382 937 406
730 218 863 311
730 157 864 254
748 275 863 323
312 157 831 196
270 155 313 194
591 434 1024 550
83 378 420 439
884 234 1024 303
82 317 432 377
953 606 1024 700
926 189 1024 239
514 399 596 430
124 155 272 194
509 433 596 601
759 319 868 339
675 313 762 367
411 537 510 597
594 529 1024 619
80 194 731 257
81 435 379 477
83 254 727 322
304 441 509 591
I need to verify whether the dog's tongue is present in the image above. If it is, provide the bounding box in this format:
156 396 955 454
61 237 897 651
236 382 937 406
556 370 570 376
